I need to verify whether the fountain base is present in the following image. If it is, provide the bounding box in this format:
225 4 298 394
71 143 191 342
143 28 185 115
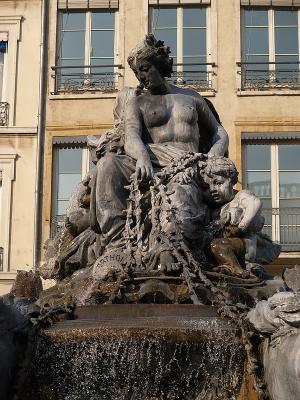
23 305 256 400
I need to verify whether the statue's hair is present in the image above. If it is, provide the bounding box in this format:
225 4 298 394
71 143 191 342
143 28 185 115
127 34 173 78
201 156 238 185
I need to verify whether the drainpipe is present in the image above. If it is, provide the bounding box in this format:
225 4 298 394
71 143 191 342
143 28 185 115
34 0 49 272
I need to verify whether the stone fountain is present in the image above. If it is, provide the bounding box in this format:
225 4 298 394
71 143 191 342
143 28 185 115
1 35 291 400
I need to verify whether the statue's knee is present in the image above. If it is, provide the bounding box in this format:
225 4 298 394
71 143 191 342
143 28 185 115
97 153 119 175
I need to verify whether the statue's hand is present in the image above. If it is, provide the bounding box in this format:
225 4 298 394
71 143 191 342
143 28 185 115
136 154 153 182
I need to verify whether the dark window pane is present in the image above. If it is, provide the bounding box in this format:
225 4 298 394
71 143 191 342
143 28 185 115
279 171 300 198
183 56 206 70
182 56 207 84
244 27 269 54
183 7 206 27
58 173 82 199
152 28 177 56
92 30 114 57
62 12 85 30
280 199 300 208
60 58 84 69
244 9 268 27
61 31 85 59
91 57 114 72
275 55 299 70
92 11 115 30
246 171 271 198
279 144 300 170
57 59 84 89
242 55 271 86
183 28 206 57
275 9 298 26
152 7 177 29
90 58 114 84
58 200 70 216
245 144 271 170
261 198 272 210
58 148 82 173
275 27 298 54
243 54 269 68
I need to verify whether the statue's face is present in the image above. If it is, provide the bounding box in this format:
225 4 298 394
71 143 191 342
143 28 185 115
201 173 234 206
132 59 165 91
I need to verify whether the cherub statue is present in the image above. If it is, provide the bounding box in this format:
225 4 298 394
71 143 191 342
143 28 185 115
199 156 281 277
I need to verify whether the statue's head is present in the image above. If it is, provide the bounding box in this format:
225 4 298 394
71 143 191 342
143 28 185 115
127 34 173 90
199 157 238 206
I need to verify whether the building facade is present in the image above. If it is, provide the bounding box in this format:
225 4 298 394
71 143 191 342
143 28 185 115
1 0 300 294
0 0 41 294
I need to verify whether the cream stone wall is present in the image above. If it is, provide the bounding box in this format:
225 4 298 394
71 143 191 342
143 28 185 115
0 0 40 295
41 0 300 275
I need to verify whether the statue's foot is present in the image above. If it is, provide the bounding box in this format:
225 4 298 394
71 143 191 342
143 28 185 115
158 251 182 275
213 264 250 279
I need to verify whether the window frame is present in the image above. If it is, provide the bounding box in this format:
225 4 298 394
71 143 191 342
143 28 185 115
239 6 300 92
0 154 16 273
54 8 120 94
0 41 8 102
51 144 92 237
148 4 215 92
243 140 300 249
0 16 21 125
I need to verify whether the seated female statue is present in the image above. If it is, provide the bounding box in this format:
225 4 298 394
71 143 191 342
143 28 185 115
89 34 229 271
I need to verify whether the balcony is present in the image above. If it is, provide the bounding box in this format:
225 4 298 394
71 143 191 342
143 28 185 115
51 64 123 95
237 62 300 91
262 208 300 252
168 63 216 92
0 102 9 126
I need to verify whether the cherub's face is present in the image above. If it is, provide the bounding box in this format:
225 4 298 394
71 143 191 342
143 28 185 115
201 173 234 206
132 59 165 91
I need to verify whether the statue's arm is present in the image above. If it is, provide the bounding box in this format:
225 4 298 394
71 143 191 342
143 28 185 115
236 190 263 231
124 97 153 181
196 98 229 157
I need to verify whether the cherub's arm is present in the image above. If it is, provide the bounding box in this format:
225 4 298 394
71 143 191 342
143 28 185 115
236 190 262 231
196 97 229 157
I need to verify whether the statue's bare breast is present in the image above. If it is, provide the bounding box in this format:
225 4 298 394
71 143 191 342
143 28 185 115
139 93 200 151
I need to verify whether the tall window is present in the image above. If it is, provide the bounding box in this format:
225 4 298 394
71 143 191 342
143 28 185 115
241 7 299 89
243 141 300 251
0 40 6 101
0 40 8 126
150 6 212 90
51 144 93 236
55 10 117 93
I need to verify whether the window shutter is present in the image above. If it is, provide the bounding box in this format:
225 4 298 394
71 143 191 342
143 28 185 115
58 0 119 9
149 0 211 5
241 0 300 5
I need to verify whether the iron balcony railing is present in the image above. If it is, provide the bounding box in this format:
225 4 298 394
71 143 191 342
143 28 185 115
262 207 300 252
51 64 123 94
168 62 216 91
0 102 9 126
237 61 300 91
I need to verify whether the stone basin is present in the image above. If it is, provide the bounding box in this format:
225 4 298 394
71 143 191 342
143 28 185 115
22 305 252 400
